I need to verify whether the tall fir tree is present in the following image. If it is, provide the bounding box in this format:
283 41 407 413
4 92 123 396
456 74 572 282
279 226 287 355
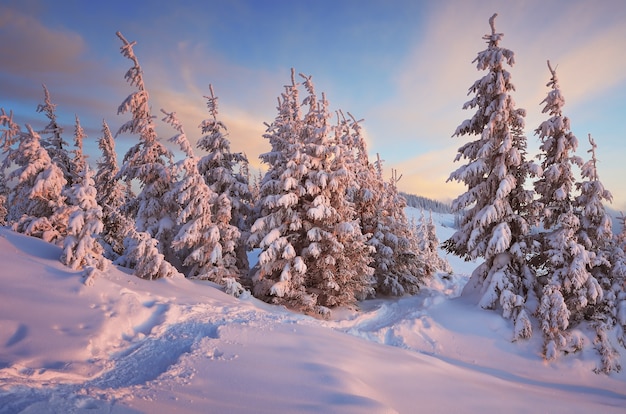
161 109 241 282
70 115 87 182
36 85 72 185
443 14 538 339
7 124 67 242
533 61 599 360
249 70 374 314
94 120 127 257
60 165 107 286
115 31 178 263
372 166 432 296
197 85 252 273
0 169 7 225
575 135 624 372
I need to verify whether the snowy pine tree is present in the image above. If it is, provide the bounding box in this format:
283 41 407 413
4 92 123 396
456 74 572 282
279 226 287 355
36 85 73 185
576 134 624 372
60 166 106 286
94 120 127 257
444 14 538 339
197 85 252 273
533 61 599 360
424 211 453 274
115 31 178 262
114 225 181 280
70 115 87 182
249 70 374 313
161 109 241 283
0 169 7 225
7 124 67 242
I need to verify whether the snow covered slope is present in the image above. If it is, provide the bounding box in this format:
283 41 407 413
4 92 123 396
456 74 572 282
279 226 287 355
1 213 625 413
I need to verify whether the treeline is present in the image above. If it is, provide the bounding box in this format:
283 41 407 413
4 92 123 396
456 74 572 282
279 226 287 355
0 32 450 318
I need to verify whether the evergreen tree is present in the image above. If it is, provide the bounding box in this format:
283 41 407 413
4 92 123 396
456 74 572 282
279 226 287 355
576 134 624 372
372 167 432 296
0 169 7 225
70 115 87 182
249 70 374 313
0 109 20 225
36 85 72 185
298 74 374 309
443 14 538 340
197 85 252 273
424 211 453 274
533 61 600 360
94 120 127 257
114 226 181 280
115 31 177 261
161 109 240 282
7 124 67 242
60 166 106 286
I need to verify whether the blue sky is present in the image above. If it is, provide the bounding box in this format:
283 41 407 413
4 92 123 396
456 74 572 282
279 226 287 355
2 0 626 210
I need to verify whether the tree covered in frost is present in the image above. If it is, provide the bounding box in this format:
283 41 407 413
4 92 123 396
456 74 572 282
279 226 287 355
6 123 67 242
197 85 252 272
443 14 538 340
574 134 626 372
418 209 453 275
0 169 7 225
60 166 106 286
115 226 181 280
70 115 87 182
533 61 602 360
161 109 240 282
94 120 127 257
115 31 177 262
249 70 374 313
36 85 73 185
0 109 20 225
371 166 433 296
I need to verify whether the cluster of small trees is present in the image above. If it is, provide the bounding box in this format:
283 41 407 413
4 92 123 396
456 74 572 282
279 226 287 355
0 32 448 316
445 14 626 372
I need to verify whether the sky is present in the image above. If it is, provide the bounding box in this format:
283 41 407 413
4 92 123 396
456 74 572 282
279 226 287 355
1 0 626 210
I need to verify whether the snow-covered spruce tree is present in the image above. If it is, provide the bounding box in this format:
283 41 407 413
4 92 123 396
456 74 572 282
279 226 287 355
298 75 374 309
0 169 7 225
443 14 538 340
248 70 307 304
7 123 67 242
161 109 241 284
60 165 107 286
197 85 252 274
373 166 433 296
94 120 127 257
36 85 73 185
70 115 87 183
115 31 178 263
533 61 600 360
114 225 182 280
421 210 453 274
249 70 374 313
0 109 21 225
575 134 625 372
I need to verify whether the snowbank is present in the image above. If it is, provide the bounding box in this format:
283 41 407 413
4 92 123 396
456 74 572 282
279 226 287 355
1 217 625 413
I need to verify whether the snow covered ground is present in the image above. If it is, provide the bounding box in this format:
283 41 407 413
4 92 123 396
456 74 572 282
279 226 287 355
1 210 625 413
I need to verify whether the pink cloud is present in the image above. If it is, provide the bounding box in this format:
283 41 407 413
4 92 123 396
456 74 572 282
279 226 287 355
0 6 88 76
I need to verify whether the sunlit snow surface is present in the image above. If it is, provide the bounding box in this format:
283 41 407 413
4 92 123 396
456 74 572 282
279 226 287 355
1 209 625 413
